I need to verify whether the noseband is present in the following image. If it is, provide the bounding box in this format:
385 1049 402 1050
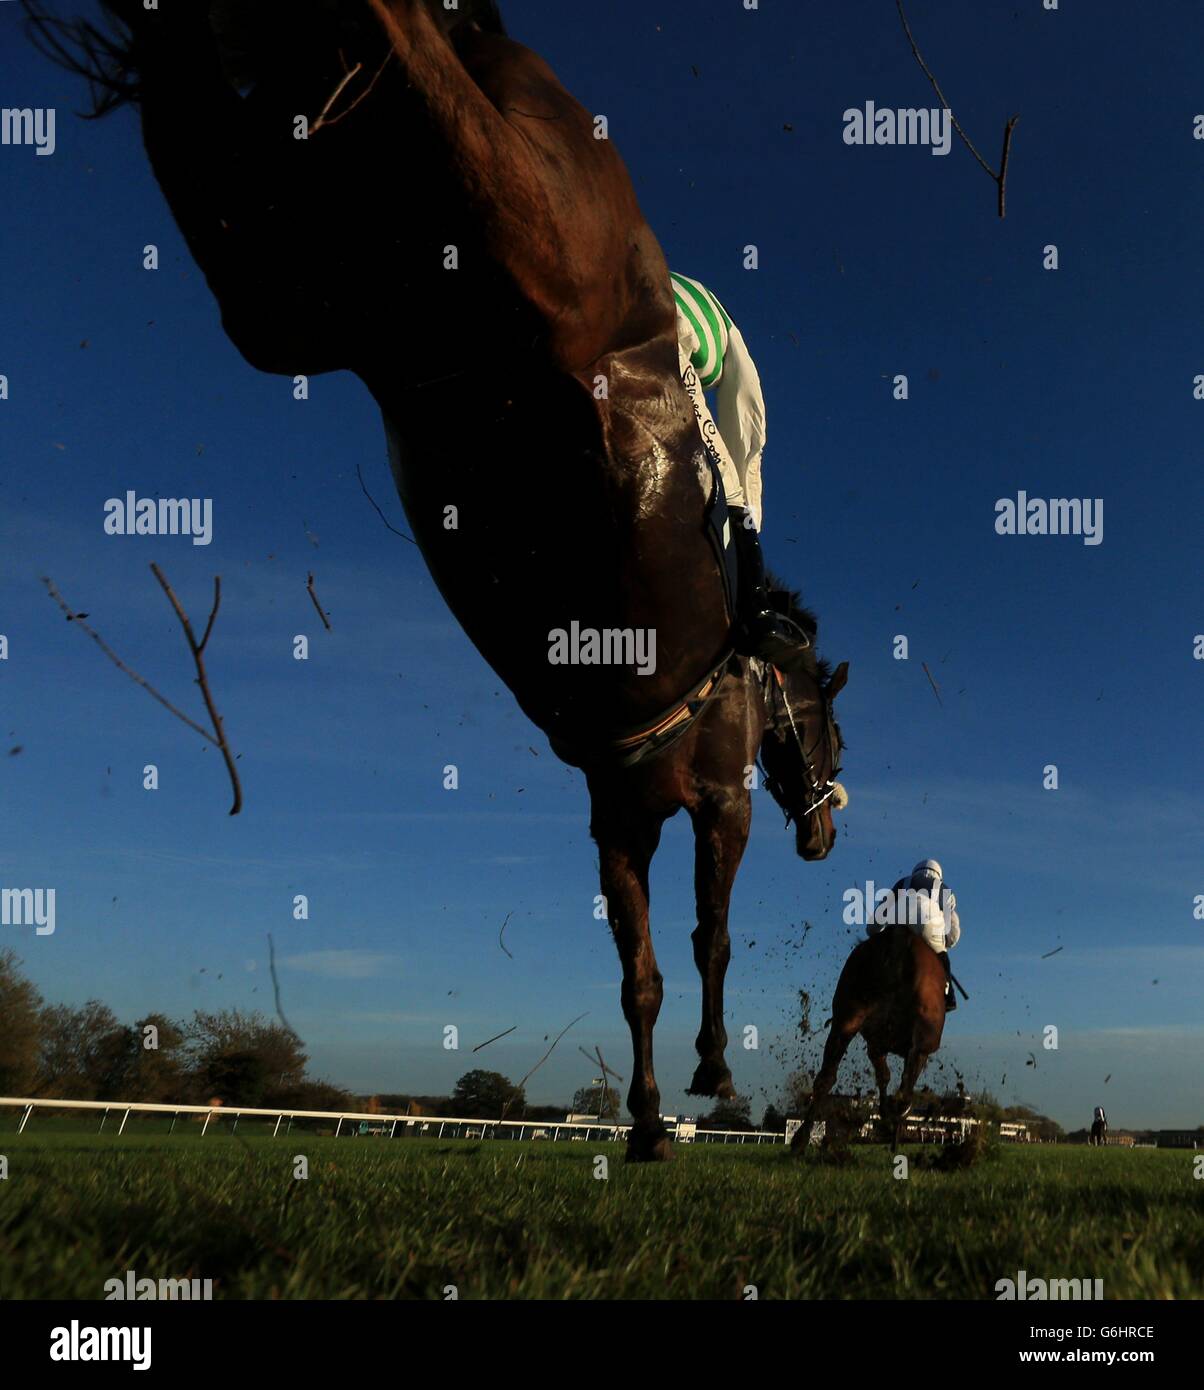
762 664 842 850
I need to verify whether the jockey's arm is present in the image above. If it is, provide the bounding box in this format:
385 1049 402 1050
943 888 961 949
713 321 768 526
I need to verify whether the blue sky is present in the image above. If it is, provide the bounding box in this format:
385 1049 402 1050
1 1 1200 1130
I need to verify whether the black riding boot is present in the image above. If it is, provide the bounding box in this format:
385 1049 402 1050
940 951 957 1011
728 508 812 670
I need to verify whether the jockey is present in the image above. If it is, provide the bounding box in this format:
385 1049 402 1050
867 858 961 1011
672 272 812 670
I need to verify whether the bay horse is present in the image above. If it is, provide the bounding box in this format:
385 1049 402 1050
791 924 945 1152
26 0 848 1160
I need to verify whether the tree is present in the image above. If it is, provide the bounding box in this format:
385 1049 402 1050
571 1083 620 1120
0 950 43 1095
762 1103 785 1133
698 1095 754 1131
37 1001 125 1099
125 1014 189 1101
59 1013 190 1102
186 1010 307 1104
451 1069 524 1119
781 1067 814 1116
200 1050 269 1107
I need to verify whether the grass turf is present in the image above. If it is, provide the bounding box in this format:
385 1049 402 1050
0 1125 1200 1299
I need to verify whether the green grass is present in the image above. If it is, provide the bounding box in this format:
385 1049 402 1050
1 1126 1200 1299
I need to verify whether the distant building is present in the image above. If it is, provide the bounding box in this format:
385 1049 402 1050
1153 1130 1200 1149
999 1121 1031 1142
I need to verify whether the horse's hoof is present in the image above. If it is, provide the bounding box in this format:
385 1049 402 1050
686 1060 735 1099
625 1129 674 1163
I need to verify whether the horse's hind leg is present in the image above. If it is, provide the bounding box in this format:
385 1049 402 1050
891 1046 931 1150
868 1048 893 1141
791 1021 859 1153
592 805 670 1162
685 796 750 1099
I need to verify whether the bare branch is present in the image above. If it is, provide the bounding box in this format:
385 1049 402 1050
267 932 303 1045
355 462 417 545
310 52 395 134
472 1024 517 1053
149 564 242 815
997 115 1019 219
43 576 214 743
920 660 943 707
306 572 332 631
44 569 242 814
895 0 1018 217
500 1011 588 1122
198 576 221 654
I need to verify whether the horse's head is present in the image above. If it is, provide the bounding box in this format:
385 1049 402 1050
756 587 848 861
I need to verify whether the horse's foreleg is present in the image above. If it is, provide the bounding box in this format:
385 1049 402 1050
685 798 749 1100
791 1022 858 1153
594 812 669 1163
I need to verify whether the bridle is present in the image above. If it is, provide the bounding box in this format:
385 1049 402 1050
761 664 843 851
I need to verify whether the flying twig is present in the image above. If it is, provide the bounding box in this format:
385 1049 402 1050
895 0 1018 218
1041 945 1064 959
355 462 417 545
498 911 514 958
267 933 302 1045
473 1024 517 1053
43 568 242 815
310 51 395 133
306 572 332 631
500 1011 589 1122
150 565 241 815
921 660 943 707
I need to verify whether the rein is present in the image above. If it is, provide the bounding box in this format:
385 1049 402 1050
763 664 841 850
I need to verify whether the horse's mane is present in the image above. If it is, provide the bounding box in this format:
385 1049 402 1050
764 570 831 686
22 0 509 118
22 2 140 117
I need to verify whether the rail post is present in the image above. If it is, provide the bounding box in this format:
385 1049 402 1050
118 1108 132 1135
18 1103 33 1133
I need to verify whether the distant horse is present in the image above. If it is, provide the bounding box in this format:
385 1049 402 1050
1090 1116 1108 1147
26 0 848 1160
792 924 945 1152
